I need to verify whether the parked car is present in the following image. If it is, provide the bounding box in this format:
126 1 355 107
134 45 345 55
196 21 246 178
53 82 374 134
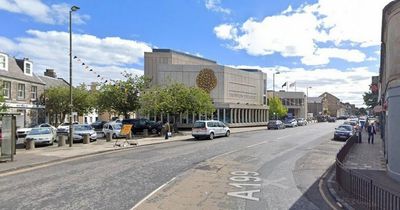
333 124 354 141
91 121 107 131
267 120 285 129
73 124 97 142
17 123 57 138
296 118 307 126
122 118 162 134
284 119 298 127
192 120 230 140
102 122 123 139
327 117 337 122
24 127 56 146
57 122 78 134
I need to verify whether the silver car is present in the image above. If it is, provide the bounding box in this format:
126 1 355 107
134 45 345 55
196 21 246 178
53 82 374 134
192 120 230 140
73 124 97 142
24 127 56 146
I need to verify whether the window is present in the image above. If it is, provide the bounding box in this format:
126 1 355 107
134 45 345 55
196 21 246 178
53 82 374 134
17 84 25 99
24 61 32 75
3 81 11 99
0 55 7 70
31 86 37 100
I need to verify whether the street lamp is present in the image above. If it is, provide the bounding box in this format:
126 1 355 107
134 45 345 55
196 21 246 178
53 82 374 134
306 86 312 98
69 5 80 147
272 71 280 98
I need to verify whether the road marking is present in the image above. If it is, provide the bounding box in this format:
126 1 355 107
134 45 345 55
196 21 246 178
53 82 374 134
263 177 288 189
277 135 291 140
130 176 177 210
246 142 268 148
228 171 262 201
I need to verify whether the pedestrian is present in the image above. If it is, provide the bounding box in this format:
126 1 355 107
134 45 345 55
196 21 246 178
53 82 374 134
164 121 171 140
355 124 362 143
367 122 376 144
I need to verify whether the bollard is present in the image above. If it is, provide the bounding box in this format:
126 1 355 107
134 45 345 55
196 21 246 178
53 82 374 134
126 132 132 140
58 135 66 147
25 139 35 150
83 134 90 144
143 129 149 137
106 132 112 142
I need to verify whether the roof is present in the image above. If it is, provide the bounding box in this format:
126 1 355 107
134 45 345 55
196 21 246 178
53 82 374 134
319 92 340 101
0 56 45 85
152 49 217 64
308 97 322 103
38 75 69 88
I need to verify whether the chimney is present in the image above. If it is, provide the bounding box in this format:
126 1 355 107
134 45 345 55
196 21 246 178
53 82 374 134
44 69 57 78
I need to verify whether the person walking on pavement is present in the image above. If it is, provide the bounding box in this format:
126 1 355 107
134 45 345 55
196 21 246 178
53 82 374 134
355 123 362 143
164 121 171 140
367 122 376 144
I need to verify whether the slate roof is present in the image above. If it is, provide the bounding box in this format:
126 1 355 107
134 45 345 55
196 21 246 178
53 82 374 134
38 75 69 88
0 56 45 85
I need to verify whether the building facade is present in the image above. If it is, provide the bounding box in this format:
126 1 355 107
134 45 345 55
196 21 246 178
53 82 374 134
144 49 269 127
0 52 46 127
380 0 400 182
307 97 323 118
319 92 342 117
269 91 307 119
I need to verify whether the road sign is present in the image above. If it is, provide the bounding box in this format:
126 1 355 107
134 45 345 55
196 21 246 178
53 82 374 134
120 124 133 135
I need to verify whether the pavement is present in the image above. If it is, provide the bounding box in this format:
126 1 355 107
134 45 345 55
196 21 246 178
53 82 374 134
0 126 269 175
326 130 400 209
0 122 340 210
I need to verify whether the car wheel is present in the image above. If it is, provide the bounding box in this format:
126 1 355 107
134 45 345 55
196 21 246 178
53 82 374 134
194 136 200 140
225 131 230 137
151 128 158 134
209 132 214 140
112 133 117 139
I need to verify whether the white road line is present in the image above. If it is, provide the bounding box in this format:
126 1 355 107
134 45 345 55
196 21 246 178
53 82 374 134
130 176 177 210
277 135 291 140
246 142 268 148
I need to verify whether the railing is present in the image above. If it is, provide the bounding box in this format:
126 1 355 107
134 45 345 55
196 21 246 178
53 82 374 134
336 135 400 209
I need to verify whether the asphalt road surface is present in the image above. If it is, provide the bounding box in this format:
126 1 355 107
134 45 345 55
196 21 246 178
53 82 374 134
0 122 344 210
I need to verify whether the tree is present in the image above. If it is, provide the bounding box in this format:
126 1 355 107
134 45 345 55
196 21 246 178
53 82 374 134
96 72 150 118
40 85 95 125
140 83 215 121
363 91 378 108
269 96 288 119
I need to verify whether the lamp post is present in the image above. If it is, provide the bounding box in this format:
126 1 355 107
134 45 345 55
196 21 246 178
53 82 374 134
69 5 80 147
272 71 280 98
306 86 312 98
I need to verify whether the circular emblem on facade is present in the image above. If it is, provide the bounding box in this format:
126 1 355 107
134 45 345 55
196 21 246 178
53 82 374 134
196 68 217 92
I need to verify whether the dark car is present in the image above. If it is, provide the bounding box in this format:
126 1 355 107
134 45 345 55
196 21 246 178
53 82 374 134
333 125 354 141
327 117 336 122
267 120 285 129
122 118 162 134
296 118 307 126
91 121 107 131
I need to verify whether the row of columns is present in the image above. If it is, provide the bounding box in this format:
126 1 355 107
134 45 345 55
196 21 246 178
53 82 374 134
229 108 267 124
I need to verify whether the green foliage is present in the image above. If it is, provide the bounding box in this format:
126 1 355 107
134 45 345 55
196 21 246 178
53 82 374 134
96 72 150 118
40 85 95 123
140 83 215 116
363 91 378 108
269 96 288 119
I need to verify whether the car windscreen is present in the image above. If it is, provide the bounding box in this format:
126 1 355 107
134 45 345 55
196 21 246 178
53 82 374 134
29 128 51 135
338 126 352 131
193 122 205 128
74 125 92 131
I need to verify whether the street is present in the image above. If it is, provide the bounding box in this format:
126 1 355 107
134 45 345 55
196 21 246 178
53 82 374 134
0 122 344 210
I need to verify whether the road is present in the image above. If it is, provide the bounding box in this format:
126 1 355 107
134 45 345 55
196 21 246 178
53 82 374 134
0 122 344 210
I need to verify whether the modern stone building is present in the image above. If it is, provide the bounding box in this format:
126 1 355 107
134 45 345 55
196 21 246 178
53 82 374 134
268 91 307 119
144 49 269 127
0 52 46 127
380 0 400 182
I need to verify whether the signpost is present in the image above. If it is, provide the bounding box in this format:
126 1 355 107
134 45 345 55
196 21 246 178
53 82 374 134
114 124 132 147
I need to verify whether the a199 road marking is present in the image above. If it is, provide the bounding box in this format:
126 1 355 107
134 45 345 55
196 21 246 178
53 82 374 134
227 171 261 201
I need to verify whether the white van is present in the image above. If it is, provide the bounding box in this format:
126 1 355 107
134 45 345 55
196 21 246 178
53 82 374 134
102 122 123 139
192 120 230 140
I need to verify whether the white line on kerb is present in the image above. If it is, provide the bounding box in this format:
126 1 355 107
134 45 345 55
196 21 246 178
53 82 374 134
130 176 177 210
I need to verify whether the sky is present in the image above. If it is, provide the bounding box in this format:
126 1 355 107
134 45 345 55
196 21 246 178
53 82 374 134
0 0 391 107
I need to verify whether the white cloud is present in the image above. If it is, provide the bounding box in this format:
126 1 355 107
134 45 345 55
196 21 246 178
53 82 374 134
214 24 237 40
231 65 375 107
214 0 388 65
205 0 231 14
1 30 152 85
0 0 89 24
